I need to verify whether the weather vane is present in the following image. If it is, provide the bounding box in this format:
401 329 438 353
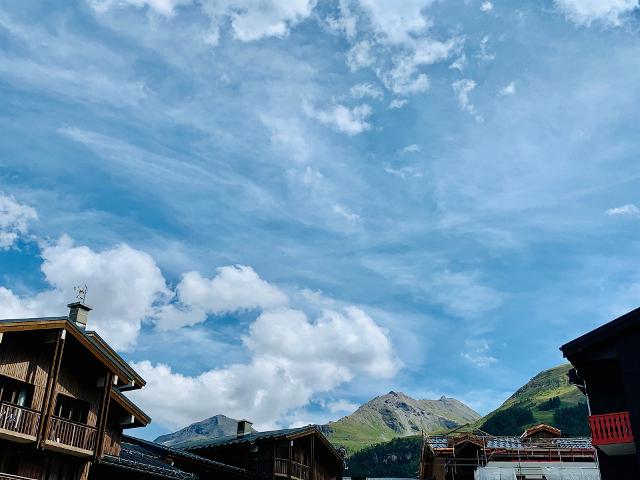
74 284 88 304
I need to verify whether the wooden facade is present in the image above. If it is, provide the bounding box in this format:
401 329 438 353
182 426 344 480
0 304 150 480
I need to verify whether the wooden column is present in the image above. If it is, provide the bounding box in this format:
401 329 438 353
37 329 66 448
288 440 293 480
94 371 113 461
310 435 315 480
272 444 276 480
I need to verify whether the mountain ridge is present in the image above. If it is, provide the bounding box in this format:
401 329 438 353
155 414 256 447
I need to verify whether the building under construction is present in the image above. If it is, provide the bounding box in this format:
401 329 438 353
419 424 599 480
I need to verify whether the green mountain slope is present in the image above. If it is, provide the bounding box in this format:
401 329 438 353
476 363 589 436
346 435 423 478
323 391 480 453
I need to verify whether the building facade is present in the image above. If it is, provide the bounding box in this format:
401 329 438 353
560 306 640 479
419 424 598 480
0 303 250 480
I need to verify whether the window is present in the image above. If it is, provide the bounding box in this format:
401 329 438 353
0 375 33 408
0 450 19 475
54 395 90 424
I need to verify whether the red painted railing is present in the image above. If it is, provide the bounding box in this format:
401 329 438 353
589 412 634 445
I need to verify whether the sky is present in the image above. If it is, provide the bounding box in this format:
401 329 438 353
1 0 640 440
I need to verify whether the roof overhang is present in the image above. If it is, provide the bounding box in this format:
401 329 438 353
110 388 151 428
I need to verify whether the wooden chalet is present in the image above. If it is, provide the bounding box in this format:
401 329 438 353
177 422 344 480
561 306 640 479
419 424 598 480
0 302 251 480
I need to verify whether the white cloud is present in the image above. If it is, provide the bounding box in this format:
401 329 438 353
0 236 170 350
554 0 639 26
427 270 503 319
460 338 497 368
0 193 37 249
327 399 359 414
203 0 316 44
388 98 408 109
129 306 400 429
305 102 372 136
90 0 316 43
333 204 362 223
477 35 495 62
383 164 423 180
449 53 467 72
452 79 480 119
605 203 640 217
155 265 289 330
350 82 384 100
480 1 494 12
382 38 461 95
346 40 375 72
498 81 516 96
358 0 433 45
88 0 191 17
400 144 421 154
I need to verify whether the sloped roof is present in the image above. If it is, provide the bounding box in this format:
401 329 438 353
521 424 561 439
426 435 592 451
180 426 312 450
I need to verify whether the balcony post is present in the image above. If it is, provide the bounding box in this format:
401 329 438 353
37 329 65 448
288 440 293 480
310 434 315 480
94 372 113 461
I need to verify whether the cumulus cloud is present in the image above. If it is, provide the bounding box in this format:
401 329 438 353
0 236 169 350
155 265 289 330
554 0 639 26
0 193 37 249
327 399 359 414
480 1 494 12
498 81 516 96
350 82 384 100
449 53 467 72
605 203 640 217
129 307 400 428
346 40 375 71
305 102 372 136
460 338 497 367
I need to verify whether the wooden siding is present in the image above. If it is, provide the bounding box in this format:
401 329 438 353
0 333 52 411
56 370 100 428
102 425 122 457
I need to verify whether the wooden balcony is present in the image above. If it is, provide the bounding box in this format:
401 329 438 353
274 458 311 480
0 402 40 443
44 416 97 457
589 411 636 456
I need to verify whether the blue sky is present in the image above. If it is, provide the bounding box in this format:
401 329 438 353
2 0 640 440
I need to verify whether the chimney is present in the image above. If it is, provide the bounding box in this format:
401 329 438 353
237 419 253 438
68 302 92 329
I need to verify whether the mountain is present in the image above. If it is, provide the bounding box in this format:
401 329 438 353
322 391 481 453
155 414 255 447
346 435 423 478
477 363 589 436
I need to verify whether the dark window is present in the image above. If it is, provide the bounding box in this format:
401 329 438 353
0 450 19 475
54 394 90 424
45 458 79 480
0 375 33 408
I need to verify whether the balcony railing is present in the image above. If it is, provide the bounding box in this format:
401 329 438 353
0 402 40 440
46 416 97 454
0 474 38 480
273 459 310 480
589 411 634 446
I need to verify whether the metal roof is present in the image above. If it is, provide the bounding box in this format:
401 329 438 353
180 426 312 450
103 441 198 479
427 436 592 451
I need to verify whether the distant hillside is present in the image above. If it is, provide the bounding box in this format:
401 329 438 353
155 414 254 447
322 391 480 453
477 364 589 436
346 435 423 478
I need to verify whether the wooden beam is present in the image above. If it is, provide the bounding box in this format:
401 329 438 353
94 371 113 461
310 434 315 480
288 440 293 480
37 329 66 448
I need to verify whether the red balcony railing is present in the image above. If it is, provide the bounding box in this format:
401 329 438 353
589 411 634 445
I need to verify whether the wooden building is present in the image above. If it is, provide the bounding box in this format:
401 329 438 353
177 422 344 480
0 303 250 480
561 306 640 479
419 424 598 480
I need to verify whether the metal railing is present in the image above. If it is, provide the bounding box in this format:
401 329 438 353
47 416 97 452
0 402 40 439
589 411 634 445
